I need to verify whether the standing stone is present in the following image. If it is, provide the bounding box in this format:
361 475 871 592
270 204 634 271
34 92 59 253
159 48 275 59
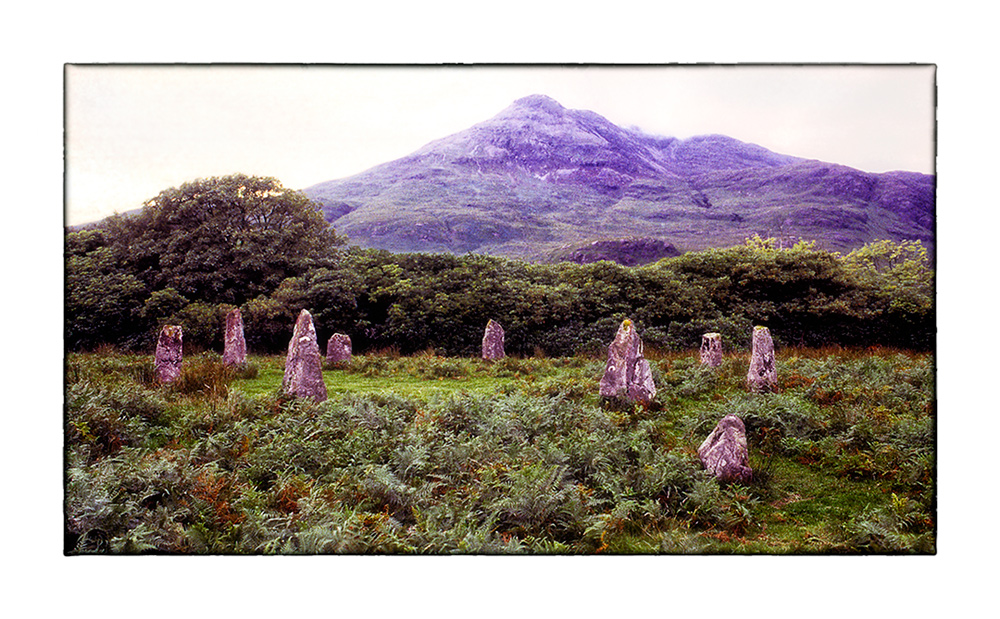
698 415 753 483
154 325 183 384
482 319 506 360
326 333 352 363
283 310 327 402
599 318 656 402
222 308 247 367
700 332 723 367
746 326 777 393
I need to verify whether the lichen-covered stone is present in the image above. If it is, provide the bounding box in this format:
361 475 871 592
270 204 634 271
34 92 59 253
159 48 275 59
326 333 352 363
223 308 247 367
698 415 753 483
700 332 722 367
283 310 327 402
599 318 656 402
627 357 656 402
747 326 777 393
482 320 506 360
154 325 183 383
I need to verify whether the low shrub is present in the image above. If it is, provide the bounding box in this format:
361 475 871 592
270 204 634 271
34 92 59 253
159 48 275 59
66 383 170 460
66 352 157 387
65 448 196 553
170 354 235 398
841 492 935 553
487 356 537 378
485 463 594 541
680 392 826 446
348 355 392 377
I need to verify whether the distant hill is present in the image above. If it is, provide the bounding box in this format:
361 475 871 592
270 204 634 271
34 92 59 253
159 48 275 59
302 94 934 260
545 236 681 266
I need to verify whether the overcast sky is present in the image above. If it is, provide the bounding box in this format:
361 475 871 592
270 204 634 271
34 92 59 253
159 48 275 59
64 64 935 226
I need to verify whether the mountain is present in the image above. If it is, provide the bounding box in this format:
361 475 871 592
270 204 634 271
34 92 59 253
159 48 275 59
302 94 934 260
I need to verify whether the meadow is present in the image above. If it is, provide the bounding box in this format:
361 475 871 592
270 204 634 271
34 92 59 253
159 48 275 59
64 346 935 554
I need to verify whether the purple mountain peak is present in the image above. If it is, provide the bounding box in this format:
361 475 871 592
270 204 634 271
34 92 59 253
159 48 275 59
506 94 567 115
301 94 934 259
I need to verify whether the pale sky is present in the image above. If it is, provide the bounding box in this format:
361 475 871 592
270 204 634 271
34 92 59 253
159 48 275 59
64 64 935 226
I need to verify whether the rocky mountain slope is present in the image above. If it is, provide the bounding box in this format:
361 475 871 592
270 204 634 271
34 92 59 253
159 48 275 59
301 94 935 260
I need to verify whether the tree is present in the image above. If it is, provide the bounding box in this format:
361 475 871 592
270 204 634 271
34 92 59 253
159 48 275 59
241 294 298 354
657 237 867 347
103 174 345 305
66 234 147 350
841 240 934 348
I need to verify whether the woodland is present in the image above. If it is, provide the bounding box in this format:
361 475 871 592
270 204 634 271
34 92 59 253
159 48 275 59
66 175 933 358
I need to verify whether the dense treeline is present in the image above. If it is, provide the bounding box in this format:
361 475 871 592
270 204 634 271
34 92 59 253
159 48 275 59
66 175 934 356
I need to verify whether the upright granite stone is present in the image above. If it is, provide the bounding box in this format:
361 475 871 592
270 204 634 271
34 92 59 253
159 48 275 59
222 308 247 367
154 325 183 384
482 320 506 360
599 318 656 402
326 333 353 363
698 415 753 483
747 326 777 393
700 332 723 367
283 310 327 402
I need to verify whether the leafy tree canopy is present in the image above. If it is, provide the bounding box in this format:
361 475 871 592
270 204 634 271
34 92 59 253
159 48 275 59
65 244 146 350
102 174 345 305
65 216 935 353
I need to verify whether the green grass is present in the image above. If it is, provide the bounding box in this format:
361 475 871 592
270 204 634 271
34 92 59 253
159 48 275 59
233 355 518 399
64 347 935 555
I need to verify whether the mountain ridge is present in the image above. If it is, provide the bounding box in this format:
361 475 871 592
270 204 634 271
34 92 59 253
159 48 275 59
302 94 933 260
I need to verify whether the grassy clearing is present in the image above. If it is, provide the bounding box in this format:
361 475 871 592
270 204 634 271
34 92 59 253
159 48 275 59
64 347 934 555
235 354 522 399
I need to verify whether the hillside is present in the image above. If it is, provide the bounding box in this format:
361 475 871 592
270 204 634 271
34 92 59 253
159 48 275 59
545 236 682 266
303 94 934 260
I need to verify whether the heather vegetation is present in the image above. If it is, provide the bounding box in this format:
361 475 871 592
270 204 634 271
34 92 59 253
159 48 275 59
65 347 934 554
